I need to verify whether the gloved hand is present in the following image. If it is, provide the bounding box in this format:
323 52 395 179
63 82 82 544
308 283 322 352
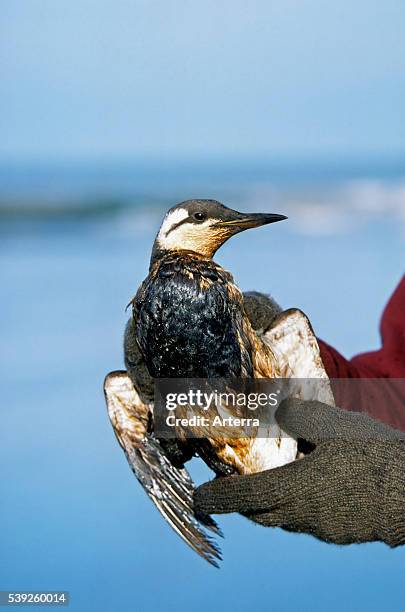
194 399 405 547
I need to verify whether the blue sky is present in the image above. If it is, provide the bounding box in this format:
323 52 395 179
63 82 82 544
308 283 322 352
1 0 405 160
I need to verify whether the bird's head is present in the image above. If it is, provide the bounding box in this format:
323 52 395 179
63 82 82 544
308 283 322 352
151 199 287 264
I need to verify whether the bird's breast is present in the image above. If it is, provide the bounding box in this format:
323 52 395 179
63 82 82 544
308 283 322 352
134 255 253 379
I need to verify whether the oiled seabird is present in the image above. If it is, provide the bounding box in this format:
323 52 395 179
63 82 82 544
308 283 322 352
104 199 334 566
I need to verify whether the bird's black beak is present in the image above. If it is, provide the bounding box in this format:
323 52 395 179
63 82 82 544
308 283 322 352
216 210 287 231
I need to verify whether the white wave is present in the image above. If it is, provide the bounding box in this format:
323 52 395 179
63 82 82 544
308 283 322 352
236 179 405 237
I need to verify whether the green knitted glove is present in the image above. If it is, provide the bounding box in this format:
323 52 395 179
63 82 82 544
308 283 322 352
242 291 281 331
194 399 405 547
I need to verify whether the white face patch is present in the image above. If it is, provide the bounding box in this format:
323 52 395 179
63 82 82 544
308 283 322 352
157 208 189 244
156 208 219 256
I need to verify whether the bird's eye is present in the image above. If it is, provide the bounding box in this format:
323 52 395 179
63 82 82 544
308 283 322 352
193 212 206 221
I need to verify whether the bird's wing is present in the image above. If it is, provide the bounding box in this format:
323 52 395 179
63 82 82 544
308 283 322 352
262 308 335 405
103 370 222 567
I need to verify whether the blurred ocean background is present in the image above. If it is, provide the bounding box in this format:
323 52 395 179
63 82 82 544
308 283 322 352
1 1 405 611
1 158 404 612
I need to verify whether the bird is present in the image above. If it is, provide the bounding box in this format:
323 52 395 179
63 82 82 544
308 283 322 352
104 199 334 566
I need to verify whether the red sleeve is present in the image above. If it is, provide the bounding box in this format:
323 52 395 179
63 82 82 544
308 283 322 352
318 275 405 430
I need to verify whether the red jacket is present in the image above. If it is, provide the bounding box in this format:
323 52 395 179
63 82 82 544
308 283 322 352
318 276 405 430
